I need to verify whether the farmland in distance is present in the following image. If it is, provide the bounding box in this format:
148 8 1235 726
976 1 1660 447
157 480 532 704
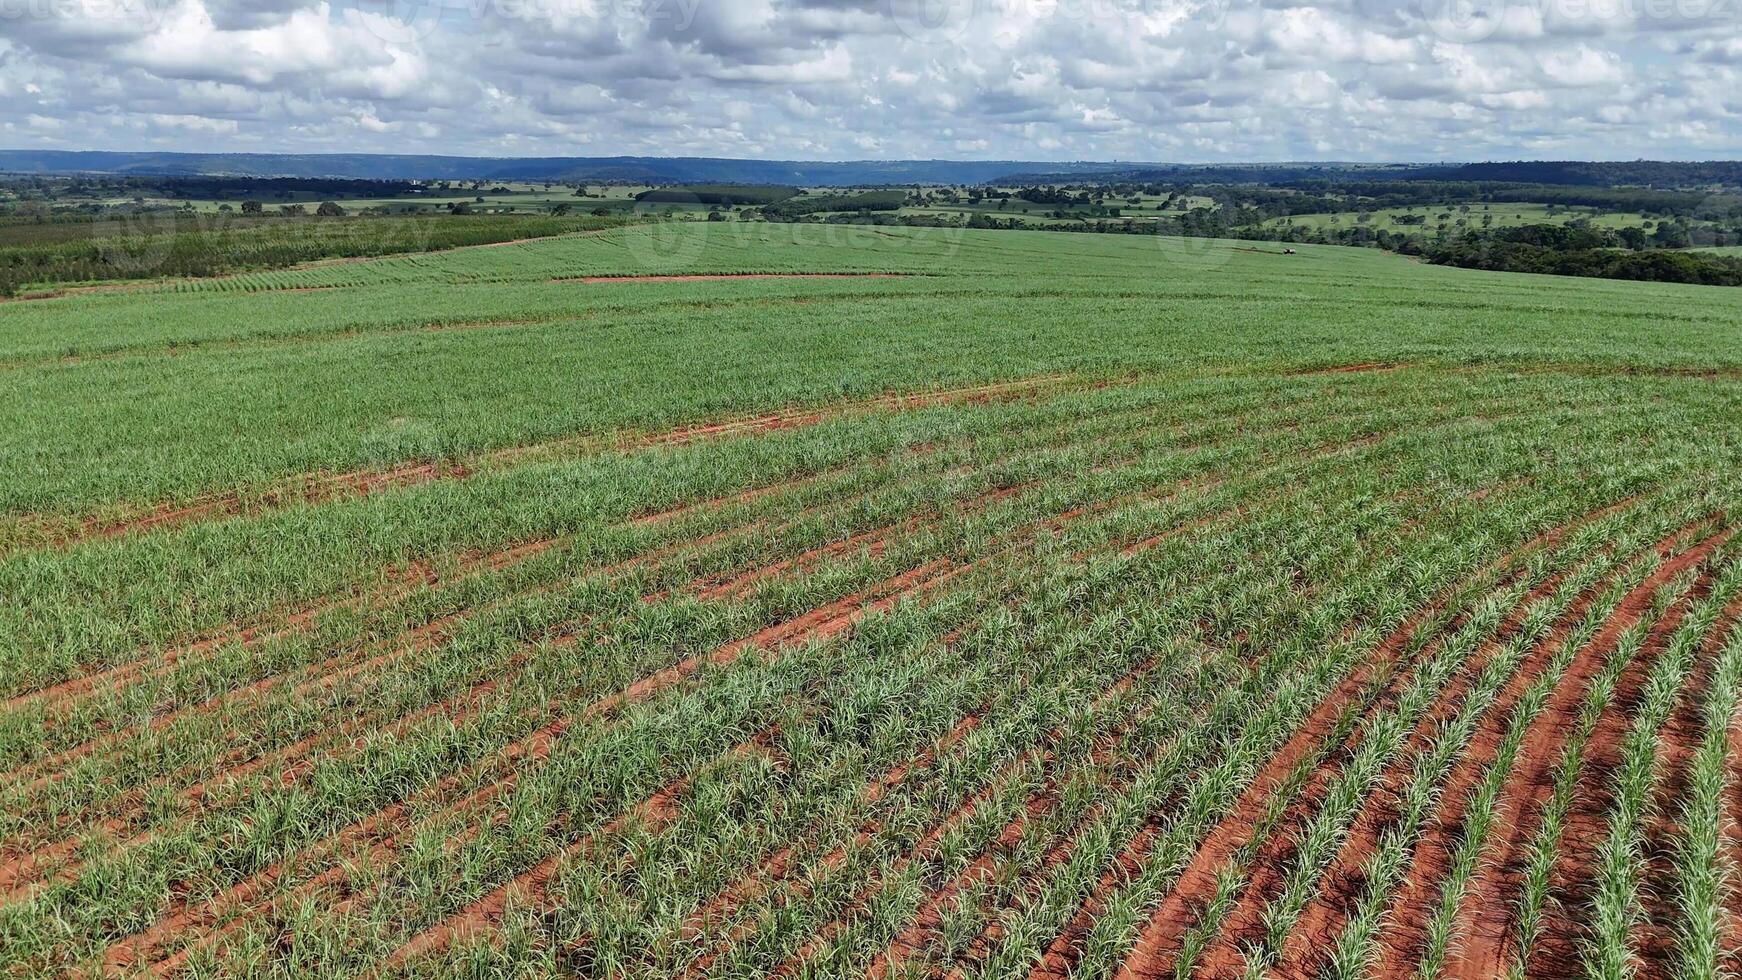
2 223 1742 979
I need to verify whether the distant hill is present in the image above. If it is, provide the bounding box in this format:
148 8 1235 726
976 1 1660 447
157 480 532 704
0 151 1142 187
1003 160 1742 190
5 151 1736 190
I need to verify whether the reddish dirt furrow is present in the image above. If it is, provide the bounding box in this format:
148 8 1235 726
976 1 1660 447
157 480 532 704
105 562 960 974
604 560 960 720
1030 824 1163 980
1507 566 1720 980
1108 429 1400 564
1107 605 1446 979
1166 559 1578 980
76 461 467 545
1726 656 1742 979
1 537 555 723
1274 562 1621 980
15 374 1076 555
382 734 780 971
1444 528 1727 980
1366 572 1659 977
693 528 900 600
1633 594 1742 977
684 472 1055 603
1 562 428 716
503 376 1074 469
1186 643 1504 980
1104 498 1650 979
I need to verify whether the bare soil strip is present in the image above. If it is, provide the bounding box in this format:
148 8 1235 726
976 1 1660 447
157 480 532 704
1107 497 1637 980
375 561 961 970
1633 593 1742 975
4 373 1074 556
1442 529 1728 978
1272 553 1631 979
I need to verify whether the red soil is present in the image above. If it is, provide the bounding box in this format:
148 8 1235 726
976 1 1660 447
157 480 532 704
12 374 1075 556
1633 593 1742 974
108 557 963 975
1443 528 1727 979
1294 362 1407 376
1271 561 1613 979
1111 495 1640 980
1110 607 1442 979
1522 547 1726 979
1180 582 1539 980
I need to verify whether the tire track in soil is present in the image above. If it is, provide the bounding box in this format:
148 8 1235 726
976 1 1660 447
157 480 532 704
108 558 966 976
1270 540 1655 980
1440 526 1729 980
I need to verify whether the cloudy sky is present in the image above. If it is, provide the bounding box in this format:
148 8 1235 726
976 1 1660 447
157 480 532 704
0 0 1738 161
